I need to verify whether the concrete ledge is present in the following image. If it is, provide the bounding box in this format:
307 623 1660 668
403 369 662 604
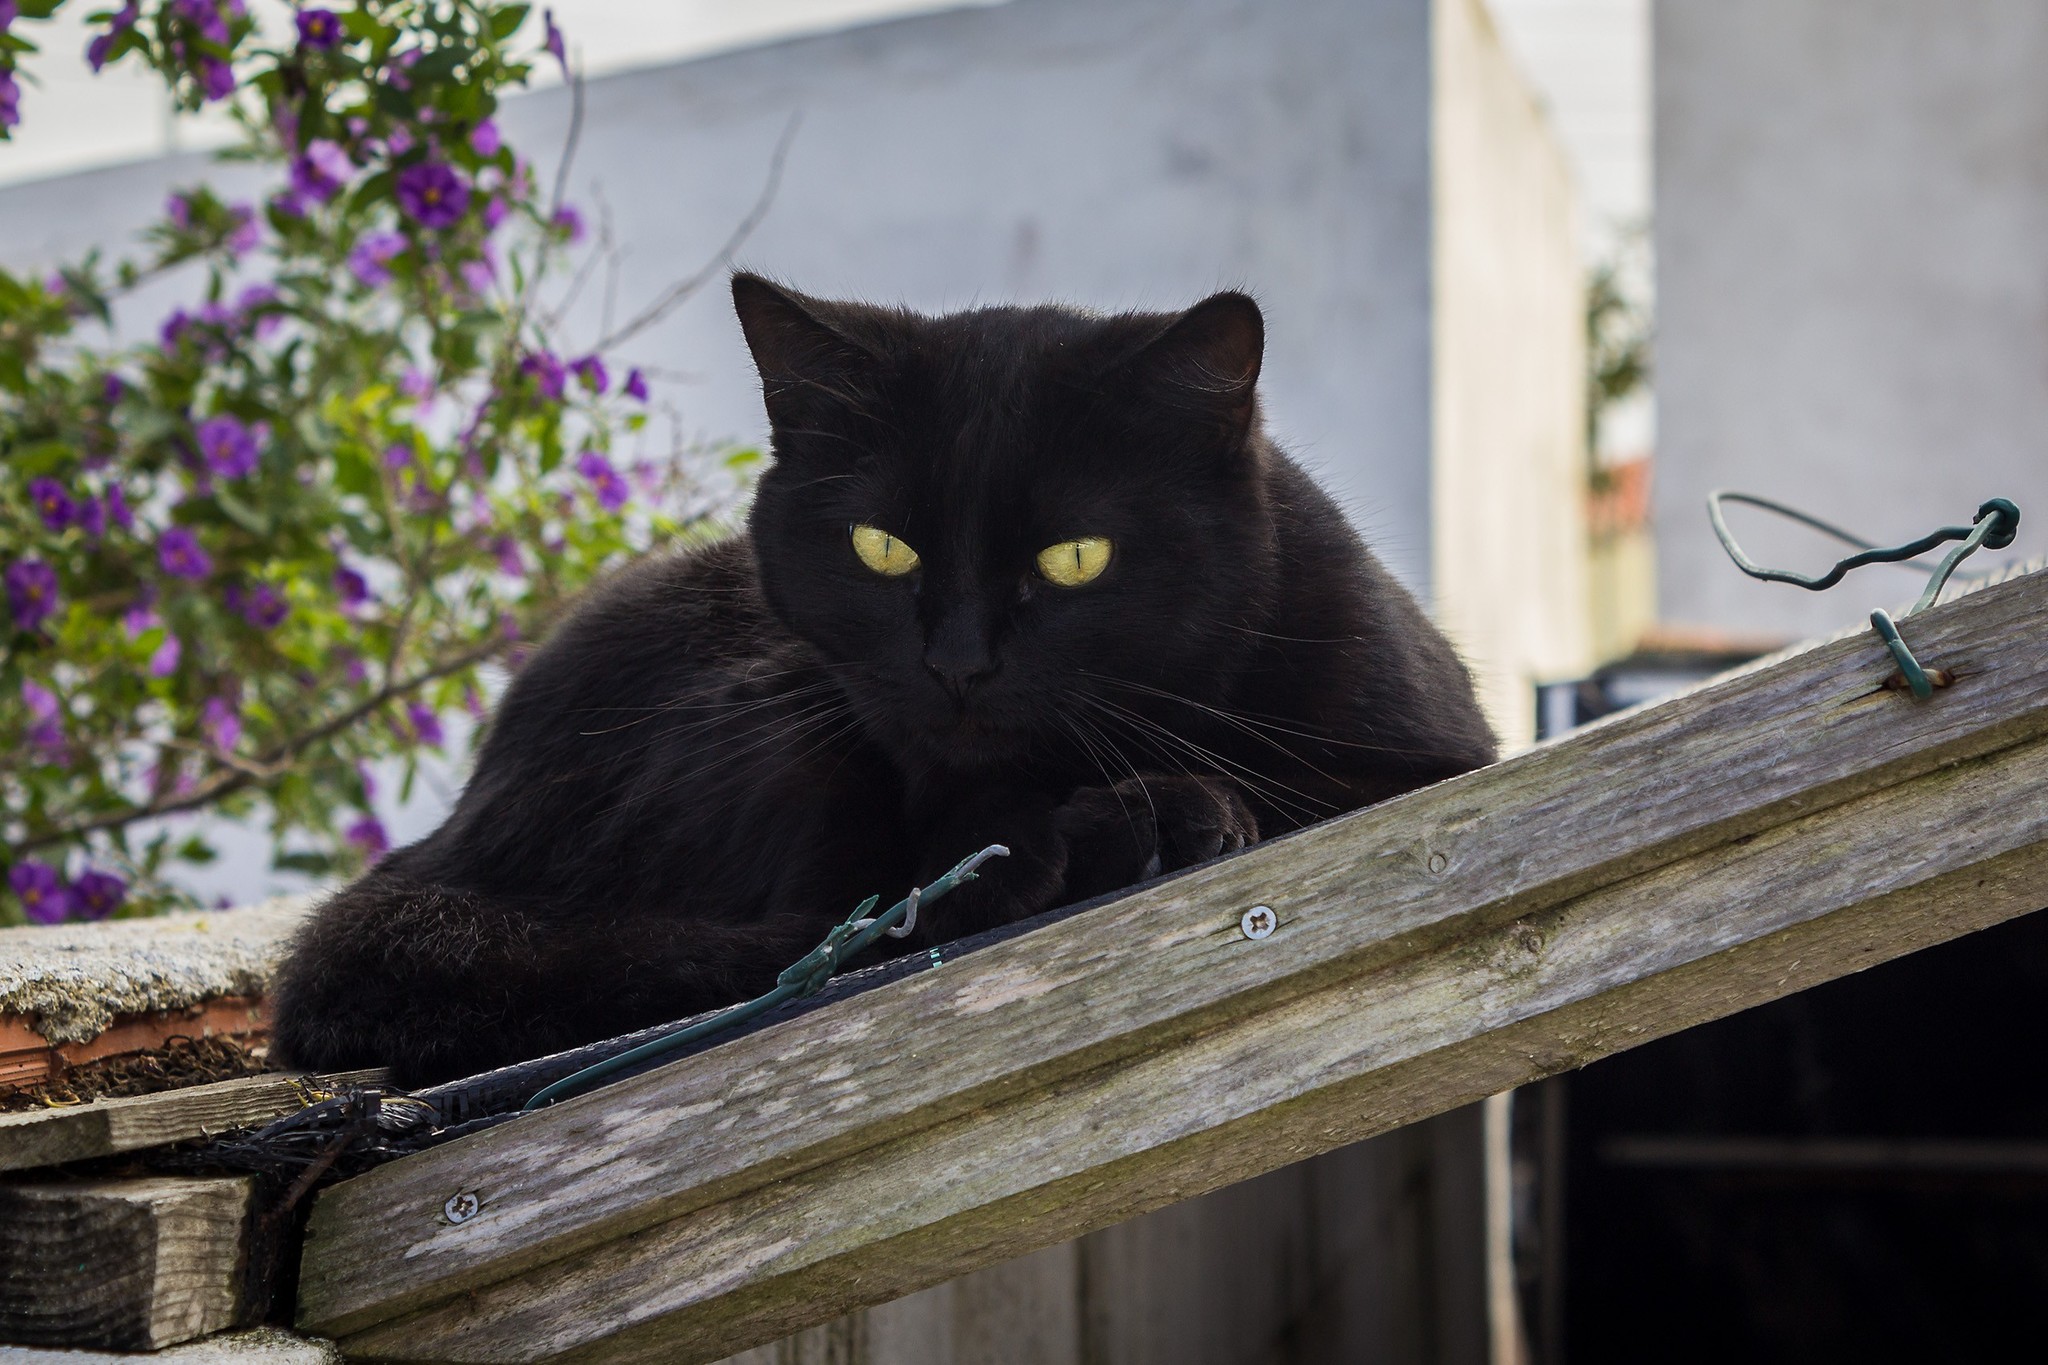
0 1327 341 1363
0 900 313 1048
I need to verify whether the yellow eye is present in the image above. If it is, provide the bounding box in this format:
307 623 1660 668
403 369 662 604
1035 536 1113 587
850 524 921 576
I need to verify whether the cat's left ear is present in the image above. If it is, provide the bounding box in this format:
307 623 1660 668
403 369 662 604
731 273 881 435
1119 292 1264 444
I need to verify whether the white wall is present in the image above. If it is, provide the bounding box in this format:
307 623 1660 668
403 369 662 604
1432 0 1591 747
1656 0 2048 642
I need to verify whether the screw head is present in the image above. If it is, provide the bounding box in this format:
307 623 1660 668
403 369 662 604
443 1190 481 1224
1240 905 1277 940
1427 852 1449 874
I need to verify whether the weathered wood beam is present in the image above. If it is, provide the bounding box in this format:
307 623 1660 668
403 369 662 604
0 1176 258 1350
0 1069 385 1174
297 568 2048 1362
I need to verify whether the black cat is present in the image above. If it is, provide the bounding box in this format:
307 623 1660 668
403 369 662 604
270 276 1497 1085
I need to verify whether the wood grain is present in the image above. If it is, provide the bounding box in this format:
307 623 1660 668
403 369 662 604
0 1175 256 1350
0 1068 386 1173
295 569 2048 1360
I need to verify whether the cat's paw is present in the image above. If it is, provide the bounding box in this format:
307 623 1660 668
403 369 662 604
909 788 1069 940
1054 774 1258 902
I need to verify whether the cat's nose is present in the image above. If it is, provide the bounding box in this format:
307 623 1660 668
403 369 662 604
924 614 996 701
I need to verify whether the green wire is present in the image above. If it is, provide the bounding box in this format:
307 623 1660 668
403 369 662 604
523 844 1010 1111
1707 492 2020 705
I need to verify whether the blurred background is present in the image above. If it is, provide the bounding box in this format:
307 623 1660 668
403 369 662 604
4 1 2045 1359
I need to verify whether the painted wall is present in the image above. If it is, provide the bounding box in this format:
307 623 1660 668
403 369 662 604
1432 0 1592 747
1655 0 2048 643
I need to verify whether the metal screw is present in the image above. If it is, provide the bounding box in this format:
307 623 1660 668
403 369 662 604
444 1190 481 1224
1240 905 1277 940
1427 852 1449 874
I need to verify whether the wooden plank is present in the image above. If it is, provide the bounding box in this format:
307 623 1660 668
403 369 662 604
296 568 2048 1359
0 1176 256 1350
321 734 2048 1363
0 1069 385 1174
709 1104 1487 1365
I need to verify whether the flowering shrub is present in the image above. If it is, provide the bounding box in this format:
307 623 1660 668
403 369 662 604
1 2 744 921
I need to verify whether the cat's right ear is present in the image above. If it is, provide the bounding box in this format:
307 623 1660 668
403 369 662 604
731 274 878 434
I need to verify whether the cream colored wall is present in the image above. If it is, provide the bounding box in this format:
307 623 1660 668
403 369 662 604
1431 0 1595 750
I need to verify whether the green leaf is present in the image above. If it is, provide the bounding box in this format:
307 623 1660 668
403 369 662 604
490 5 532 41
214 484 273 537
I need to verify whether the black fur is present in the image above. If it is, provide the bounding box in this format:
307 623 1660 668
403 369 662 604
270 277 1497 1085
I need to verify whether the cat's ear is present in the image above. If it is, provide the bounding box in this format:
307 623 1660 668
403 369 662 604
1117 291 1265 444
731 273 879 433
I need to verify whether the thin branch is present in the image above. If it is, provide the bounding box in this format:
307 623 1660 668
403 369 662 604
592 112 801 352
547 60 587 222
19 636 511 853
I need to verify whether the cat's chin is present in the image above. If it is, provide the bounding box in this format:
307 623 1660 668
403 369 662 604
891 711 1036 772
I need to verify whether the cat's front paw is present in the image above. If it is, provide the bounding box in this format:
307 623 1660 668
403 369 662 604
1055 774 1258 902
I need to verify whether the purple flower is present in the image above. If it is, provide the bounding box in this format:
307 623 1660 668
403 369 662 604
469 119 501 157
384 123 414 157
22 679 59 722
202 695 241 752
577 451 630 512
0 69 20 133
5 559 58 630
158 527 213 580
167 191 194 230
382 443 414 471
9 861 70 924
197 414 265 478
225 202 260 255
289 139 353 204
29 477 76 531
160 308 192 351
347 229 406 288
549 204 584 243
87 3 140 71
521 350 566 401
0 2 16 29
345 815 389 862
395 161 469 230
236 581 288 629
149 634 183 677
22 680 66 763
570 354 608 394
296 7 342 49
398 368 434 400
198 58 236 103
492 537 524 577
407 700 444 747
458 255 495 297
544 8 566 70
123 594 159 636
77 495 107 539
235 282 282 338
105 485 134 532
333 563 368 606
482 195 509 232
102 372 127 405
623 367 649 402
70 869 127 919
